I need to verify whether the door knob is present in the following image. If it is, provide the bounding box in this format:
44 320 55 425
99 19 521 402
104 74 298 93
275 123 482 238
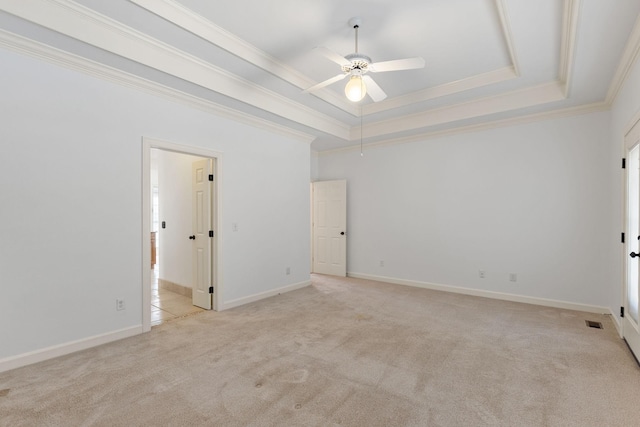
631 252 639 258
188 235 196 240
340 231 345 235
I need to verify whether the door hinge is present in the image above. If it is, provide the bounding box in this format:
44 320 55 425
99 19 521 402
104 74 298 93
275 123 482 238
209 286 214 294
622 232 626 243
209 230 214 237
621 306 625 318
209 174 214 181
623 158 626 169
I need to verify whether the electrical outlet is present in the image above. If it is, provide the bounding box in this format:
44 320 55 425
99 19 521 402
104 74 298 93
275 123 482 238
286 267 291 275
379 260 384 267
509 273 517 282
116 299 125 311
232 223 238 232
479 270 486 279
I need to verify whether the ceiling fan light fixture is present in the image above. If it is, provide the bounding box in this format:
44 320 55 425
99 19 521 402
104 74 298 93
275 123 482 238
345 75 367 102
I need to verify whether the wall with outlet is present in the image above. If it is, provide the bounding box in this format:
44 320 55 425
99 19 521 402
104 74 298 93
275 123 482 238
318 111 613 308
0 48 311 365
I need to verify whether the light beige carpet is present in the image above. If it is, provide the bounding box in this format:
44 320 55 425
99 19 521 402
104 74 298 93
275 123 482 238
1 274 639 426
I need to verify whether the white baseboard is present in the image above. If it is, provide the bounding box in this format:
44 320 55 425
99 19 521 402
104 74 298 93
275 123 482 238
609 308 623 337
348 272 611 315
0 325 143 374
220 280 311 310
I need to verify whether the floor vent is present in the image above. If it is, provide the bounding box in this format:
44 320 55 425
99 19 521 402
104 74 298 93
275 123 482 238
585 320 603 329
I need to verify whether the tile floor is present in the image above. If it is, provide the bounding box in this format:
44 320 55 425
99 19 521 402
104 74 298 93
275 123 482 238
151 266 204 326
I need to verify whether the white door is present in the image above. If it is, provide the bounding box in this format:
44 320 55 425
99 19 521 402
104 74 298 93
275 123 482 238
312 180 347 276
192 159 213 310
624 118 640 358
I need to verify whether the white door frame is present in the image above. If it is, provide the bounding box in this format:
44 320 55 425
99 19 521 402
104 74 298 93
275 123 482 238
142 137 223 332
623 113 640 352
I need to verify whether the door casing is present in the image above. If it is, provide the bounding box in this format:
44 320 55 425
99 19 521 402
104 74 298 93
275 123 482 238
142 137 222 332
623 115 640 358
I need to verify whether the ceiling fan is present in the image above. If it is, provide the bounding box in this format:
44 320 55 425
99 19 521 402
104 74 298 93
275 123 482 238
303 18 425 103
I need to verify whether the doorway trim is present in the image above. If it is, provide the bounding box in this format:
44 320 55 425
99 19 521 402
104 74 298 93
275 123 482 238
142 137 223 332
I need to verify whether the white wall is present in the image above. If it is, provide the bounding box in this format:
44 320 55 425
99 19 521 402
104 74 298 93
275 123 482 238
609 54 640 321
317 112 613 308
310 150 319 181
157 150 205 289
0 47 311 362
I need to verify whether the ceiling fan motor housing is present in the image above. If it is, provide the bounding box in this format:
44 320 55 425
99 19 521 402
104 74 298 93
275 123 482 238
342 53 372 75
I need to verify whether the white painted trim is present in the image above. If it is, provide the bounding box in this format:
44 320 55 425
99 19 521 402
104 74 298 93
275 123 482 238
131 0 525 118
559 0 581 97
623 316 640 358
623 116 640 356
129 0 359 117
1 0 633 146
0 0 573 127
606 11 640 105
363 67 517 115
0 326 142 374
323 101 608 156
142 141 151 332
348 272 611 314
142 138 224 328
0 29 315 144
494 0 520 76
352 81 566 140
0 0 349 139
621 124 630 345
609 308 623 338
361 1 520 116
219 280 311 311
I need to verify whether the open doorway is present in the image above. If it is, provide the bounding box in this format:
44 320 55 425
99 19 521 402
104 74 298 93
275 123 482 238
142 138 222 332
150 149 209 325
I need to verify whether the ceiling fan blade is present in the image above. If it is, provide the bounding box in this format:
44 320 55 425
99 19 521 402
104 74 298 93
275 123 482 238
315 46 351 67
369 57 425 73
362 75 387 102
303 73 347 93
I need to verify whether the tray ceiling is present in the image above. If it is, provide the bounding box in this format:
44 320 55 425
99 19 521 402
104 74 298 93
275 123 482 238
0 0 639 151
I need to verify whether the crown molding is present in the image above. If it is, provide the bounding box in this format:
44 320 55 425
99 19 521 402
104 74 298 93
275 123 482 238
363 66 517 115
495 0 520 76
352 81 565 140
559 0 581 97
362 0 520 116
606 11 640 105
132 0 529 119
0 2 567 145
2 0 632 149
321 101 609 156
129 0 359 116
0 28 315 144
362 0 521 116
0 0 350 139
369 0 583 118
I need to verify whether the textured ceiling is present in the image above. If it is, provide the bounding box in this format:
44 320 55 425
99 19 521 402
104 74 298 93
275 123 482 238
0 0 639 151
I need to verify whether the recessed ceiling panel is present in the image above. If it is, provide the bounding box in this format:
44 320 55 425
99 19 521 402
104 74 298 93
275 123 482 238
0 0 638 152
177 0 512 98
